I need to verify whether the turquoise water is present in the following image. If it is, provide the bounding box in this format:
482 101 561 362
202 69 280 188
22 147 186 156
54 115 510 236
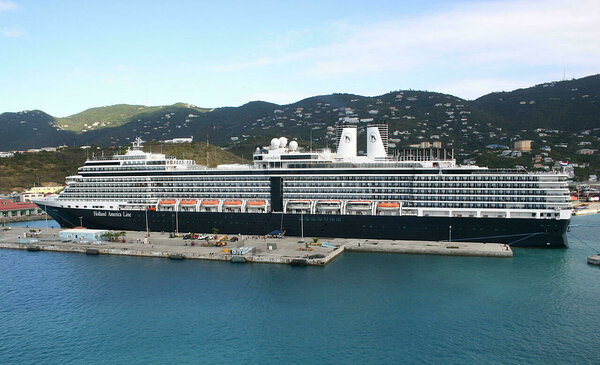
1 215 599 364
4 219 60 228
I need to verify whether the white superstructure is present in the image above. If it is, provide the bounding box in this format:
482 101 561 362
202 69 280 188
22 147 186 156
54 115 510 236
37 129 572 223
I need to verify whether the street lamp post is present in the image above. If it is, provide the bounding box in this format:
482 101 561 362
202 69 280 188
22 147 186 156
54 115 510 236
449 225 452 242
145 208 149 236
79 216 83 227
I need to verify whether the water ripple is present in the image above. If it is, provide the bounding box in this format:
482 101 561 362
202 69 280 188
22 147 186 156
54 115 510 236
1 215 599 364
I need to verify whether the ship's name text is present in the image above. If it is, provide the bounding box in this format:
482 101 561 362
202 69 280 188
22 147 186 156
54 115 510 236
93 211 132 218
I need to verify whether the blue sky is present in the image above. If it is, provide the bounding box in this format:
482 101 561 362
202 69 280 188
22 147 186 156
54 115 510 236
1 0 598 116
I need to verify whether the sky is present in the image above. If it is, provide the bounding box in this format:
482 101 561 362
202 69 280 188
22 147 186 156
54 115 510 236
0 0 599 116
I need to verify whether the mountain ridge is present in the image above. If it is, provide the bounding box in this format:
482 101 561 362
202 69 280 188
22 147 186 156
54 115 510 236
1 74 598 179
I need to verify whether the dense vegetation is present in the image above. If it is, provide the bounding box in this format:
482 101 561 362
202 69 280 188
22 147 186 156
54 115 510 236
473 75 600 131
0 143 247 193
56 103 210 132
0 148 90 193
142 141 249 167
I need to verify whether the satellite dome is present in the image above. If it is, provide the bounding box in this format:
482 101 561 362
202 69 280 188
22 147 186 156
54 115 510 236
270 138 280 149
279 137 288 148
289 140 298 151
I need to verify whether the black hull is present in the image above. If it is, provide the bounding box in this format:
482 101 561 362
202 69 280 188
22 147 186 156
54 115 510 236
41 206 569 248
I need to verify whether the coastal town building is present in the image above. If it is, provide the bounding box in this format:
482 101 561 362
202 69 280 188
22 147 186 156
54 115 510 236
164 137 193 144
408 141 442 149
0 199 43 218
514 140 532 152
59 228 108 243
20 192 44 202
20 186 64 202
576 148 597 155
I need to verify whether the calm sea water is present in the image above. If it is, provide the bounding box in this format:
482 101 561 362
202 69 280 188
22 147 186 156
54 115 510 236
1 215 599 364
4 219 60 228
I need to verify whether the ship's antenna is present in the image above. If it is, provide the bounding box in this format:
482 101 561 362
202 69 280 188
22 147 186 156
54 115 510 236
206 134 209 166
310 129 313 153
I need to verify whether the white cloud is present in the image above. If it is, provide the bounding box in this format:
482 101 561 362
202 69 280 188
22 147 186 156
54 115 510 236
302 0 600 75
1 27 24 37
0 0 17 12
212 0 600 97
1 2 22 38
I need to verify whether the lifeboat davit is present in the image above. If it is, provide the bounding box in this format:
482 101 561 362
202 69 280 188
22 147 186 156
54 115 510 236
223 200 243 206
377 202 400 209
246 200 266 206
288 199 311 204
180 200 198 205
347 200 372 210
316 200 341 210
201 200 220 206
159 200 177 205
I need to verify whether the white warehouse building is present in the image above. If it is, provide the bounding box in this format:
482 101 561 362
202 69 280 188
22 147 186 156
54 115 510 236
59 228 108 243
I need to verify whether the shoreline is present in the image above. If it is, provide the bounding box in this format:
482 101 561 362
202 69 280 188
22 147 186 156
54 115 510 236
1 214 49 224
573 202 600 216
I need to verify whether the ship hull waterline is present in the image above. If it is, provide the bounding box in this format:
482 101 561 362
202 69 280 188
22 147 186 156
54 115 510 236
40 205 569 248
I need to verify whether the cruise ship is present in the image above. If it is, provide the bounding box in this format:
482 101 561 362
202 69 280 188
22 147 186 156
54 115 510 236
34 124 572 247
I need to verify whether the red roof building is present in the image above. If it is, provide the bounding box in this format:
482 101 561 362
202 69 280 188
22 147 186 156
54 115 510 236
0 199 43 218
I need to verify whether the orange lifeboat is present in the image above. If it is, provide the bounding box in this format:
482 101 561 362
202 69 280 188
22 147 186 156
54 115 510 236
159 200 176 205
147 207 156 211
180 200 198 205
246 200 266 206
202 200 220 206
223 200 242 206
377 202 400 209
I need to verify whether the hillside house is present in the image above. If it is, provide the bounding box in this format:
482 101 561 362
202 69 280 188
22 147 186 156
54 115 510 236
514 140 532 152
576 148 597 155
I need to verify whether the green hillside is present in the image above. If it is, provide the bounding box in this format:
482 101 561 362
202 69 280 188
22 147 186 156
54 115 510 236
0 142 248 194
142 141 249 167
56 103 210 132
473 74 600 131
0 148 95 193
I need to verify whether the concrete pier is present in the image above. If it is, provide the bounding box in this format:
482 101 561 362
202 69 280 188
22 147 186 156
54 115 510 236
573 202 600 216
0 227 512 266
344 238 513 257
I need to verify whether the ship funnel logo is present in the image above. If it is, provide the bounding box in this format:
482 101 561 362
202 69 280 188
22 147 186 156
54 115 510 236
344 134 352 143
369 133 377 143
